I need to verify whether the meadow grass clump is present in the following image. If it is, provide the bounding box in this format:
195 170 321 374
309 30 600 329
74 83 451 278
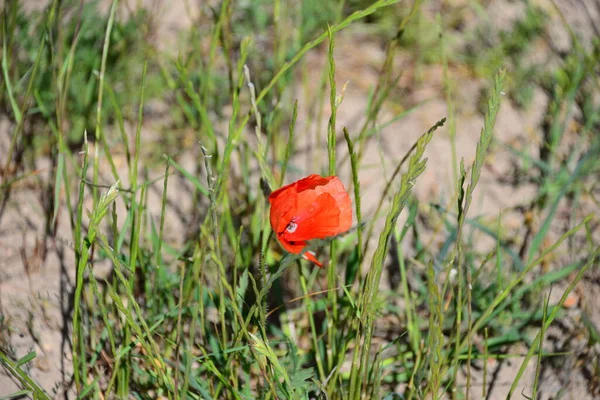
1 0 599 399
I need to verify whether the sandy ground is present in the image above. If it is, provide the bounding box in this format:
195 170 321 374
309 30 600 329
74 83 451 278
1 0 599 398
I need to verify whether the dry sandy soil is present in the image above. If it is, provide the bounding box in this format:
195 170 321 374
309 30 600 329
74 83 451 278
1 0 599 398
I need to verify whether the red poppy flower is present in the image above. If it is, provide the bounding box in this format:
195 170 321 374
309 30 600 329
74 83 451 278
268 174 352 267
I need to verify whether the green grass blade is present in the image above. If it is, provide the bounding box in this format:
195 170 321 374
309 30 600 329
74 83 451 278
166 156 209 196
507 244 600 398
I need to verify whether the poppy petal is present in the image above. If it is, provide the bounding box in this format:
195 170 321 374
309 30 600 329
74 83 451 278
269 184 298 234
302 251 323 267
281 192 340 241
294 174 330 192
278 238 307 254
333 192 352 234
314 177 352 234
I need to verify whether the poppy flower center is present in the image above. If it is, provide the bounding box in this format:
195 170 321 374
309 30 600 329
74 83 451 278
286 221 298 233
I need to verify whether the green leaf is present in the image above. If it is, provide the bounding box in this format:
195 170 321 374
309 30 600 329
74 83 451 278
0 390 32 400
15 351 36 367
166 156 209 196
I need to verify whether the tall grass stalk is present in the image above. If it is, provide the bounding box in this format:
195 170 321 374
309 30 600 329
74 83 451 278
448 69 505 393
350 120 437 400
326 25 340 376
92 0 118 204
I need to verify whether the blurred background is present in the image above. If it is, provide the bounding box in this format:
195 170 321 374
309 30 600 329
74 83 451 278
0 0 599 398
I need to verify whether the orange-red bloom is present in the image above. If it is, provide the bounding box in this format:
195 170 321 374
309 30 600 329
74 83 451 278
268 174 352 267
